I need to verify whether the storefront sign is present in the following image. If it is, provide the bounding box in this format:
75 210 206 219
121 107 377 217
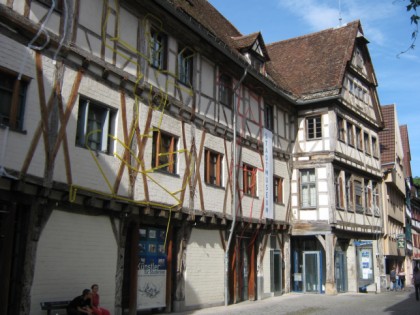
137 227 167 310
397 234 405 249
263 128 273 219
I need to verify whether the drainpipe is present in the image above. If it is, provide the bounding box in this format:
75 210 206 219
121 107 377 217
225 66 248 306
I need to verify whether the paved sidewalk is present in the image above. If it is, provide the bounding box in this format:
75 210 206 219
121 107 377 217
160 286 420 315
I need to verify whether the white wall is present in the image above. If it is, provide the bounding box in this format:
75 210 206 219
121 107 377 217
30 210 118 315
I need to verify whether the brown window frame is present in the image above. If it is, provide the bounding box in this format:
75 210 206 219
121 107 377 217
152 131 178 174
274 176 284 204
335 170 344 209
243 163 257 197
364 132 371 155
205 149 223 187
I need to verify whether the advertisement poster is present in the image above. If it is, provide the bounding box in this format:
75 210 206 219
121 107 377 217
361 249 372 280
137 227 167 310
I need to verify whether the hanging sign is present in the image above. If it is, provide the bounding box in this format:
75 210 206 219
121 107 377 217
264 128 273 219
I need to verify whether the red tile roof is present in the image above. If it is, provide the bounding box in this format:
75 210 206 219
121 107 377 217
266 21 361 99
379 105 396 169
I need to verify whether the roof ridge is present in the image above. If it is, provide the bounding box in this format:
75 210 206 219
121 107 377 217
267 20 360 47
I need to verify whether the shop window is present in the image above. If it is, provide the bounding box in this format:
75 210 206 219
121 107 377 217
243 163 257 197
0 69 28 130
274 176 284 204
306 116 322 140
205 149 223 187
178 46 194 86
152 131 178 174
300 169 316 208
149 27 167 70
76 98 117 154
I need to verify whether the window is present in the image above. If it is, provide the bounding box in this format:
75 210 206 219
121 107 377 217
334 170 344 209
76 98 116 154
205 149 223 187
346 172 353 211
306 116 322 140
36 0 63 11
243 163 257 197
364 133 371 155
178 47 194 86
274 176 283 204
354 179 363 213
365 180 372 214
219 74 233 107
264 104 274 131
152 131 178 174
0 69 28 130
300 169 316 208
337 116 345 142
356 127 362 151
347 122 354 146
372 137 378 157
149 27 167 70
372 182 380 216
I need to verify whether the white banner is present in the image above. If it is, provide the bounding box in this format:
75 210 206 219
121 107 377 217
264 129 273 219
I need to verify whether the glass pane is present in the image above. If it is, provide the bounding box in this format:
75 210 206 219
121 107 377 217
304 253 319 292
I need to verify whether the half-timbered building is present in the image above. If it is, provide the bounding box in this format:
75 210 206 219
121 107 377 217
379 104 406 283
0 1 295 314
267 21 385 294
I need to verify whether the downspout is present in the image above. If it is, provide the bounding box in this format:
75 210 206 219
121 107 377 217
225 66 249 306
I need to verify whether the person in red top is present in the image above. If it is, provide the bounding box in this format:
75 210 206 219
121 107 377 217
90 284 111 315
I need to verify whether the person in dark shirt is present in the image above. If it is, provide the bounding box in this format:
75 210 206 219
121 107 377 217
67 289 93 315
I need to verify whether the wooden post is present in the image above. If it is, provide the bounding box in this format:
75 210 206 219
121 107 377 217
325 233 337 295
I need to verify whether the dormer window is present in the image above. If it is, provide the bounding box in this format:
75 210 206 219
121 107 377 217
233 33 269 75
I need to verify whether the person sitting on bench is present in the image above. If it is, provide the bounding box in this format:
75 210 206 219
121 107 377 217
67 289 93 315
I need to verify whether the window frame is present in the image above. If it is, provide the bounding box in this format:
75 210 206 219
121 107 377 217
152 130 178 174
149 27 168 70
75 97 116 154
205 149 223 187
264 104 274 131
243 163 257 197
345 172 354 212
0 68 29 131
347 122 355 147
306 116 322 140
273 176 284 204
356 126 363 151
177 46 194 86
300 169 317 208
334 169 344 209
372 136 378 158
354 179 363 213
219 74 233 107
364 132 371 155
337 116 345 142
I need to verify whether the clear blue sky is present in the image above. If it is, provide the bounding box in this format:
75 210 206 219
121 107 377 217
208 0 420 177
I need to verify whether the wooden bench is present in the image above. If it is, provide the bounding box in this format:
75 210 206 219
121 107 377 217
40 300 71 315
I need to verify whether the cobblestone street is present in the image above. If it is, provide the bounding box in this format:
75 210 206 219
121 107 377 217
165 287 420 315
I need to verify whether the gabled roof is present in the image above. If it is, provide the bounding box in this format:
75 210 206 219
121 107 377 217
379 104 404 171
400 125 412 178
232 32 270 61
266 21 361 99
